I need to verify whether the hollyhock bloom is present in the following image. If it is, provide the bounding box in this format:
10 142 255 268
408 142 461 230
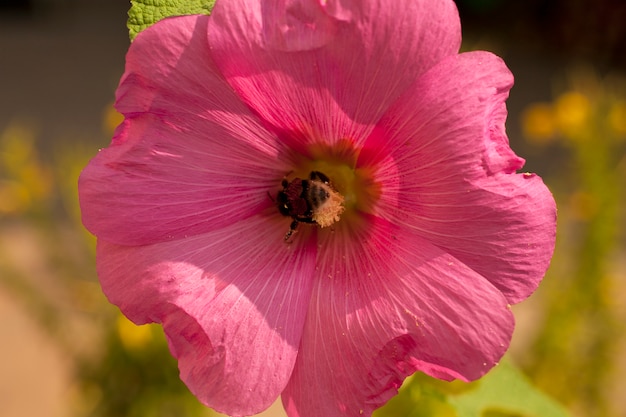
78 0 556 416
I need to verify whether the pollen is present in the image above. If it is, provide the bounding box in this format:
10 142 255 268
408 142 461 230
313 187 345 227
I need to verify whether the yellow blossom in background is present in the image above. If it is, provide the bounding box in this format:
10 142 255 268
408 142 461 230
554 91 591 138
568 191 598 221
116 313 154 352
521 70 626 148
0 123 53 214
53 141 101 252
103 103 124 134
608 100 626 138
521 102 556 144
0 181 31 213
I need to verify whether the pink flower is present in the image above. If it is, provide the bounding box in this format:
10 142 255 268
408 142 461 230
78 1 556 416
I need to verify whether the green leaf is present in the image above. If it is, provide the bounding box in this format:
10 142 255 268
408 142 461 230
448 360 570 417
375 359 570 417
127 0 216 41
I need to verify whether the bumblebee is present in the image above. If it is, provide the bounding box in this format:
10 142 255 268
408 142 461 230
276 171 345 241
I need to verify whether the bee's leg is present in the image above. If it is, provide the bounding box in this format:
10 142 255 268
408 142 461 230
284 220 299 241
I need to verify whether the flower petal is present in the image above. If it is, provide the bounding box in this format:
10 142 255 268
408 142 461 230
362 51 557 303
97 214 317 416
79 15 292 246
207 0 461 150
282 216 513 417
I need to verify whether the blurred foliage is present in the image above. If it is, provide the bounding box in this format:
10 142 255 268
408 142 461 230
520 68 626 417
376 360 568 417
0 110 214 417
0 123 53 216
75 315 212 417
0 66 624 417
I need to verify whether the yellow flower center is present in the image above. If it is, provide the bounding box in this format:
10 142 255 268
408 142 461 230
288 139 380 226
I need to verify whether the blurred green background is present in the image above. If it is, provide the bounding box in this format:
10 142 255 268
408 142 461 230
0 1 624 416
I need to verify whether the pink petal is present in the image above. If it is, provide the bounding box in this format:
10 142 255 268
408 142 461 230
97 214 317 416
79 15 293 246
207 0 461 151
362 51 557 303
282 216 513 417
